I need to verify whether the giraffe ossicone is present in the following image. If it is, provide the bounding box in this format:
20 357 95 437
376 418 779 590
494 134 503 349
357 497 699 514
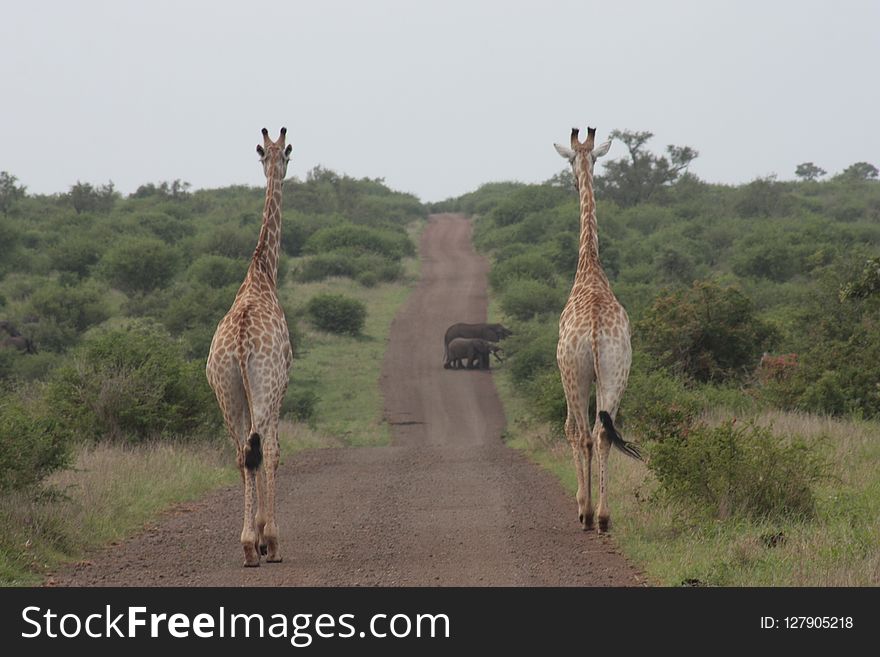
206 127 293 566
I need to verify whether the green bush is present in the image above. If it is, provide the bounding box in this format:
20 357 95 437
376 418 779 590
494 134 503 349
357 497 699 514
499 279 565 321
47 321 219 442
304 223 414 259
50 235 103 278
281 387 319 423
26 279 112 351
637 280 777 383
306 294 367 336
505 321 558 385
645 419 825 521
297 251 402 284
489 252 558 290
101 236 180 293
0 394 71 490
187 255 247 289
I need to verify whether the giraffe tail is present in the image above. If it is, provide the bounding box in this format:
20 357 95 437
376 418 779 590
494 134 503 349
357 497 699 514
598 411 642 461
244 433 263 470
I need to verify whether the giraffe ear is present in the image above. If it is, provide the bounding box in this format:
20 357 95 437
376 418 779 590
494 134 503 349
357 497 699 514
554 143 576 161
256 145 266 158
592 140 612 159
284 144 293 157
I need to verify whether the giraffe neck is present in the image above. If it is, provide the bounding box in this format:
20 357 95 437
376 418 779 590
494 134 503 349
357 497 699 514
573 162 605 285
249 171 284 286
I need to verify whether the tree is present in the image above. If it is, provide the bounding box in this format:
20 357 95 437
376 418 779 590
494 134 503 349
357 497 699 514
795 162 826 181
0 171 26 215
838 162 879 181
840 256 880 300
130 179 192 199
68 181 118 214
637 280 777 383
597 130 698 207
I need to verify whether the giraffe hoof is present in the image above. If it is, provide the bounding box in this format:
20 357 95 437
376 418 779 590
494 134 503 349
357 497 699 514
579 512 594 531
598 516 610 533
266 556 283 563
243 560 261 568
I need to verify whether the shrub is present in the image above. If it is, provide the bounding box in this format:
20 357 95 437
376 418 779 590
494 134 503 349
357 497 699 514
0 393 71 490
303 223 414 259
297 251 402 284
306 294 367 336
101 236 180 293
282 387 319 423
505 321 559 385
499 279 565 321
645 419 826 521
47 321 219 442
187 255 247 288
26 279 112 351
637 280 777 383
489 252 558 290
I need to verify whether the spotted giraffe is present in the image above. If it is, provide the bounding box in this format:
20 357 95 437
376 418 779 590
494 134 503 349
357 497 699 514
206 128 293 566
553 126 642 534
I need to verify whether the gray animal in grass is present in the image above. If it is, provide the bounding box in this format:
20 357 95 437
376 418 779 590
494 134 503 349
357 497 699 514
445 338 504 370
443 322 512 367
0 320 37 354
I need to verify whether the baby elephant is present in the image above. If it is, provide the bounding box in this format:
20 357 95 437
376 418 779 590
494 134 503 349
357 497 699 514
445 338 504 370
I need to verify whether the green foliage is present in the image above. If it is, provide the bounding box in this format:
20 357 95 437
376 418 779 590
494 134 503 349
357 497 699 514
186 255 247 289
489 252 559 290
795 162 826 181
637 281 777 383
297 251 403 284
306 294 367 336
837 162 878 182
101 236 180 293
26 279 112 351
304 223 414 259
645 419 826 521
597 130 698 207
0 171 27 215
499 278 565 321
0 393 71 490
46 321 219 443
67 181 118 214
50 234 103 278
281 386 319 423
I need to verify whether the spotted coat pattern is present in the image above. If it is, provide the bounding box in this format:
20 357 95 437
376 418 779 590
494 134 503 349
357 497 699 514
556 127 632 533
206 128 293 566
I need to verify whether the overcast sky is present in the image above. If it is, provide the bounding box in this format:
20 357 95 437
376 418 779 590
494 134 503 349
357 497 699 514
2 0 878 202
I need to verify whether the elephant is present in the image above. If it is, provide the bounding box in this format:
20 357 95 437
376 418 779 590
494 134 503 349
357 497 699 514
0 320 37 354
1 335 37 354
444 337 504 370
443 322 512 367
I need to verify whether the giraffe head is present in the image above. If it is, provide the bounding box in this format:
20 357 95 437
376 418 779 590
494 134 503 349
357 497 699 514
553 127 612 185
256 127 293 180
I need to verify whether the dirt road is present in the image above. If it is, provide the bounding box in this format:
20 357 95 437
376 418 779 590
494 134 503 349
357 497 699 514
50 214 644 586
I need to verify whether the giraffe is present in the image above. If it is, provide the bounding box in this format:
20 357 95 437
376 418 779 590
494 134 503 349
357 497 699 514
553 126 642 534
206 127 293 566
